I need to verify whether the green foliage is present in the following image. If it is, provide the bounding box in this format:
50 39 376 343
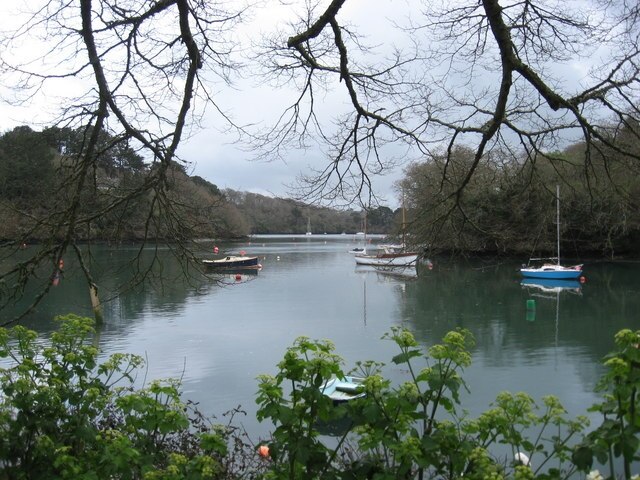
400 136 640 256
0 314 244 479
257 327 637 480
0 125 55 203
3 316 639 479
575 329 640 479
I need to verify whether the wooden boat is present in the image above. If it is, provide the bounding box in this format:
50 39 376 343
320 376 366 403
202 255 261 270
354 197 419 267
520 185 583 280
355 245 419 267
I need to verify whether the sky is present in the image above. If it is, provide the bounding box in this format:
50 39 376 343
0 0 412 209
0 0 615 211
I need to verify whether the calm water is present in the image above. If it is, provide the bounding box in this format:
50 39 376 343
4 235 640 438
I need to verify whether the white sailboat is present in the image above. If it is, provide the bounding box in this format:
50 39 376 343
306 217 312 235
349 211 368 254
520 185 583 280
354 195 419 267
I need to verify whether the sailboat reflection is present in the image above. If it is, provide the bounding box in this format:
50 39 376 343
521 277 583 356
355 265 418 280
520 278 582 297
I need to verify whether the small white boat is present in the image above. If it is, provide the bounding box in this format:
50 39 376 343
355 245 419 267
320 376 366 403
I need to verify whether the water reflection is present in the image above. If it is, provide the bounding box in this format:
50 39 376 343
3 241 640 438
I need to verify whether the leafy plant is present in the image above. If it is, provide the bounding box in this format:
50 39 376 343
0 314 256 479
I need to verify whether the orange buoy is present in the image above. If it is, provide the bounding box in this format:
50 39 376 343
258 445 270 458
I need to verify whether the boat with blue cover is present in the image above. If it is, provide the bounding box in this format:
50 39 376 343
320 376 366 403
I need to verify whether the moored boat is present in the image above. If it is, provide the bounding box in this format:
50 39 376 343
202 255 261 270
320 376 366 403
520 263 582 280
355 245 419 267
520 185 583 280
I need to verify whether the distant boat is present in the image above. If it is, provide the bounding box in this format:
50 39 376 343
320 376 366 404
354 197 418 267
306 217 312 235
202 255 261 270
520 185 583 280
350 211 368 254
354 245 419 267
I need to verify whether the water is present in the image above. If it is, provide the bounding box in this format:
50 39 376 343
3 235 640 439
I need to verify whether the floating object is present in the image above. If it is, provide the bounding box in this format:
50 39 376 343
59 259 64 270
258 445 270 458
579 276 586 284
354 245 419 267
213 246 219 254
202 255 261 270
514 452 531 466
526 299 536 310
235 274 242 281
520 185 583 280
276 256 280 261
320 376 366 404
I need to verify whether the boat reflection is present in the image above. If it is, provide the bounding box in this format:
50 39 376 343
355 265 418 280
520 278 582 297
206 269 259 285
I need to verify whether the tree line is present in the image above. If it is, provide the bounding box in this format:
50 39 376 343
0 126 398 242
399 119 640 258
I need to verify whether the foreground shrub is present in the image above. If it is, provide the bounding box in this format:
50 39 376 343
257 327 640 479
2 316 639 479
0 314 260 479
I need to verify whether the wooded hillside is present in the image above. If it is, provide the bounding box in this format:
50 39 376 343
0 126 393 241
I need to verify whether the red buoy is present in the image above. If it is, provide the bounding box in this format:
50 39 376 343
579 276 586 284
235 274 242 281
213 246 219 254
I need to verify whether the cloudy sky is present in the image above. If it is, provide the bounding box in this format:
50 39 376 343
0 0 412 208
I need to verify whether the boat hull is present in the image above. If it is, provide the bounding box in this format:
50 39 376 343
520 265 582 279
202 256 261 270
320 376 366 404
354 252 418 267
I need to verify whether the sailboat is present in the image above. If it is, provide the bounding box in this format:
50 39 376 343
306 217 312 235
354 195 420 267
349 211 368 254
520 185 583 280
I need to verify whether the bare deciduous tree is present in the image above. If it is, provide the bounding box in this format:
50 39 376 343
259 0 639 212
0 0 246 323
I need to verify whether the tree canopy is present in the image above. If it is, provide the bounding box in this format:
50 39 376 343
0 0 639 320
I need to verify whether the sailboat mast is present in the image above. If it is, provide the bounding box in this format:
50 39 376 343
402 191 406 247
556 184 560 266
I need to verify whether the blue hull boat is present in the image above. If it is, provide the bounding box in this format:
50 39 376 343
520 265 582 280
520 185 584 281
